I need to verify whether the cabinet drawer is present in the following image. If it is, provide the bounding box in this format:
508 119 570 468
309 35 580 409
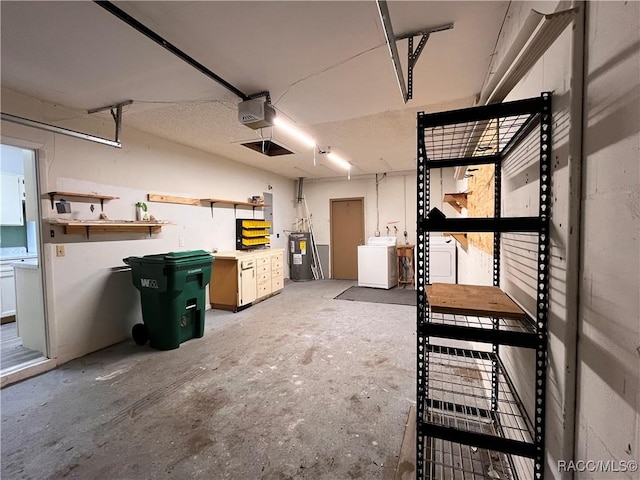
257 282 271 298
256 256 270 267
257 264 270 275
258 272 270 284
271 254 283 270
272 276 283 292
272 267 283 279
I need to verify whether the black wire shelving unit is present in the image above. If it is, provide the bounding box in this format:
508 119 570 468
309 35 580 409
416 93 552 480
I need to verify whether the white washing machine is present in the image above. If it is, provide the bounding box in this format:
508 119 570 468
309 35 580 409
428 236 457 284
357 237 398 289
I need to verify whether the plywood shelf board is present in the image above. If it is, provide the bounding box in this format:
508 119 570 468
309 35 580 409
63 225 163 235
147 194 200 205
48 220 171 227
426 283 526 320
46 219 171 237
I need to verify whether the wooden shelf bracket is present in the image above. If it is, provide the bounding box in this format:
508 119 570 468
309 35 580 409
444 232 468 249
443 193 468 213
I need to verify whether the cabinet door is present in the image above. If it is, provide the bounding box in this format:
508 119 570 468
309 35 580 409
1 267 16 317
1 173 24 226
239 267 257 306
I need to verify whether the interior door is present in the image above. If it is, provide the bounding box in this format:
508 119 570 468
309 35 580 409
330 198 364 280
0 144 48 379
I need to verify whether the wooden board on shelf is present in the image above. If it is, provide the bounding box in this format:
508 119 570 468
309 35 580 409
46 219 171 236
64 225 163 235
147 194 200 205
426 283 526 320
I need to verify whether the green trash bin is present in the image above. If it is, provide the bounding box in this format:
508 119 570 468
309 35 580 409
123 250 214 350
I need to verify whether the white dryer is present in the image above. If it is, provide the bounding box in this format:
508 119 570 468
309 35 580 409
428 236 457 284
357 237 398 289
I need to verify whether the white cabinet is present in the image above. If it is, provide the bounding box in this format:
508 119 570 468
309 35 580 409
210 249 284 312
254 250 284 301
1 173 24 226
0 266 16 318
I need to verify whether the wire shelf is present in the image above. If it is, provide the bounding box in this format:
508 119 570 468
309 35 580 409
422 346 534 447
424 416 532 480
420 312 537 349
422 113 533 163
428 313 534 334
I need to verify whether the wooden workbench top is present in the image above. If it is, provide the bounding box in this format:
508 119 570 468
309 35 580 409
426 283 527 320
212 248 284 260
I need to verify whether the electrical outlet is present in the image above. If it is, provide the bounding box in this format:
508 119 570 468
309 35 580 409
56 245 65 257
179 237 185 247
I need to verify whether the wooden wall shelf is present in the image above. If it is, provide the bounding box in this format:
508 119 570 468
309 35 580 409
201 198 265 218
146 193 268 220
45 191 119 211
46 219 171 238
201 198 265 208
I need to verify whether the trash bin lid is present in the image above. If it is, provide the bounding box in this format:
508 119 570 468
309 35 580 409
124 250 212 267
163 250 212 261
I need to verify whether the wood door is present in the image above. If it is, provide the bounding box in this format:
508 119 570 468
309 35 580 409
330 198 364 279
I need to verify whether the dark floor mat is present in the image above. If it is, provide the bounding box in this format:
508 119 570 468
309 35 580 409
334 286 416 306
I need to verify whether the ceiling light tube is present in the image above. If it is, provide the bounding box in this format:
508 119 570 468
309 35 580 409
273 117 316 149
327 152 351 171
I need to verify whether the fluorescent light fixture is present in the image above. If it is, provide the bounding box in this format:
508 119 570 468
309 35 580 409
327 152 351 170
273 116 316 149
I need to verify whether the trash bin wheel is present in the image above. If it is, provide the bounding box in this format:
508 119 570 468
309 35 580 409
132 323 149 345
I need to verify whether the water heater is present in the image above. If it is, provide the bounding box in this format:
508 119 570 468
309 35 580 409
288 232 314 281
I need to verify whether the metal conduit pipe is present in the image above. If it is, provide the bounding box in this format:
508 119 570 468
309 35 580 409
564 2 587 479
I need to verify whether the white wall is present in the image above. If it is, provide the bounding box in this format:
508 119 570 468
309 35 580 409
576 1 639 477
302 169 456 278
456 1 640 479
1 87 296 365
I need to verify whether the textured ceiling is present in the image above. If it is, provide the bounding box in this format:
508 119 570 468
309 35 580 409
1 1 508 179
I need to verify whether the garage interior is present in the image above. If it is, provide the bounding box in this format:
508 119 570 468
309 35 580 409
1 2 638 480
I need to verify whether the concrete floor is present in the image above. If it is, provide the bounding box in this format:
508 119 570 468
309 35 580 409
1 280 416 480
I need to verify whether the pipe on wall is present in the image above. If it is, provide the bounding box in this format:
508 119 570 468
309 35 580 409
564 2 587 479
